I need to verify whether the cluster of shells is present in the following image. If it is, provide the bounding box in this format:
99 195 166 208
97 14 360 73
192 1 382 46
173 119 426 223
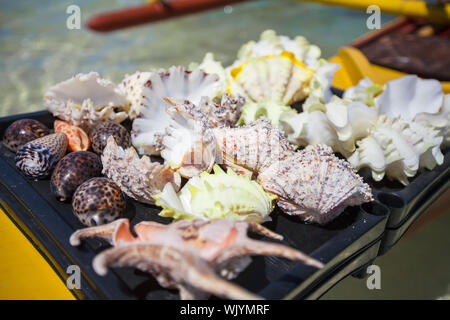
3 30 449 300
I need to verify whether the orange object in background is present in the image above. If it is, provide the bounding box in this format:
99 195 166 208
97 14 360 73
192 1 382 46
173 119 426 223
87 0 249 32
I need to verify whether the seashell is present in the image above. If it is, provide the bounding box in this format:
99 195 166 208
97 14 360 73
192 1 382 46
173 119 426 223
197 93 245 128
15 132 68 179
72 177 126 227
2 119 50 152
131 66 221 155
44 72 129 129
257 144 373 225
70 218 323 300
118 71 153 120
347 115 444 185
228 51 314 106
89 120 131 154
153 164 277 223
188 52 228 97
160 98 217 178
213 118 294 176
281 96 379 157
101 136 181 204
235 29 322 69
54 120 90 152
51 151 102 202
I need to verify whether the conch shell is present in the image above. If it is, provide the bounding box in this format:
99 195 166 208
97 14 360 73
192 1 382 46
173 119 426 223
44 72 129 129
153 164 277 223
101 136 181 204
131 66 221 156
257 144 373 225
70 218 323 300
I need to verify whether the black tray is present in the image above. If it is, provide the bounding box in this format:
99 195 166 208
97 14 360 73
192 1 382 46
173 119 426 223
0 110 447 299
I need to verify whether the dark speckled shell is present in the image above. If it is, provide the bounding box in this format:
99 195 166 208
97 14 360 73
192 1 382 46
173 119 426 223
51 151 102 202
15 132 68 179
89 121 131 154
2 119 50 152
72 177 126 227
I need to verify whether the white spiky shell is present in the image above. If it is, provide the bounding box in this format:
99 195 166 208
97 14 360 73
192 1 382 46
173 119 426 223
101 136 181 204
118 71 153 120
257 144 373 225
213 118 295 176
227 52 314 106
189 53 228 97
44 72 130 129
348 115 444 185
131 66 221 156
160 98 217 178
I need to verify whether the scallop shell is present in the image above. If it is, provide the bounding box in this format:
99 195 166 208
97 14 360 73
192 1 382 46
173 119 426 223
348 115 444 185
15 132 68 179
131 66 221 155
153 164 277 223
228 52 314 106
235 29 322 69
257 144 373 225
54 120 90 152
101 136 181 204
213 118 294 176
2 119 50 152
44 72 129 129
72 177 126 227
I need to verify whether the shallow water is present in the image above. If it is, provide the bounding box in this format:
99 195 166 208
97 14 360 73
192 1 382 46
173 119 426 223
0 0 395 117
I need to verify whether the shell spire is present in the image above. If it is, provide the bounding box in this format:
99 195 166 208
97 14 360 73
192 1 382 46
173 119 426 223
101 136 181 204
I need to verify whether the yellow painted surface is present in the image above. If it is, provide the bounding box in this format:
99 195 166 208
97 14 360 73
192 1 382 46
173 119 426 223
300 0 450 24
329 46 450 94
0 208 75 300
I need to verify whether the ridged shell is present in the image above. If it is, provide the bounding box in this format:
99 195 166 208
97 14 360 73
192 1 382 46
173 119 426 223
89 120 131 154
118 71 153 120
347 115 444 185
228 52 314 106
257 144 373 225
2 119 50 152
160 98 217 178
131 66 220 155
44 72 129 129
51 151 102 202
101 136 181 204
15 132 68 179
54 120 90 152
72 177 126 227
235 30 322 69
213 118 294 176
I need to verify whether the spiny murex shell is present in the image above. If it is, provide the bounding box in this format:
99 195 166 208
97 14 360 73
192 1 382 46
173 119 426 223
15 132 68 179
101 136 181 204
44 72 130 129
130 66 221 155
257 144 373 225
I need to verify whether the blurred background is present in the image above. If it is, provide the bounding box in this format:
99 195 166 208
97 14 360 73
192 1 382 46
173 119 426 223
0 0 448 299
